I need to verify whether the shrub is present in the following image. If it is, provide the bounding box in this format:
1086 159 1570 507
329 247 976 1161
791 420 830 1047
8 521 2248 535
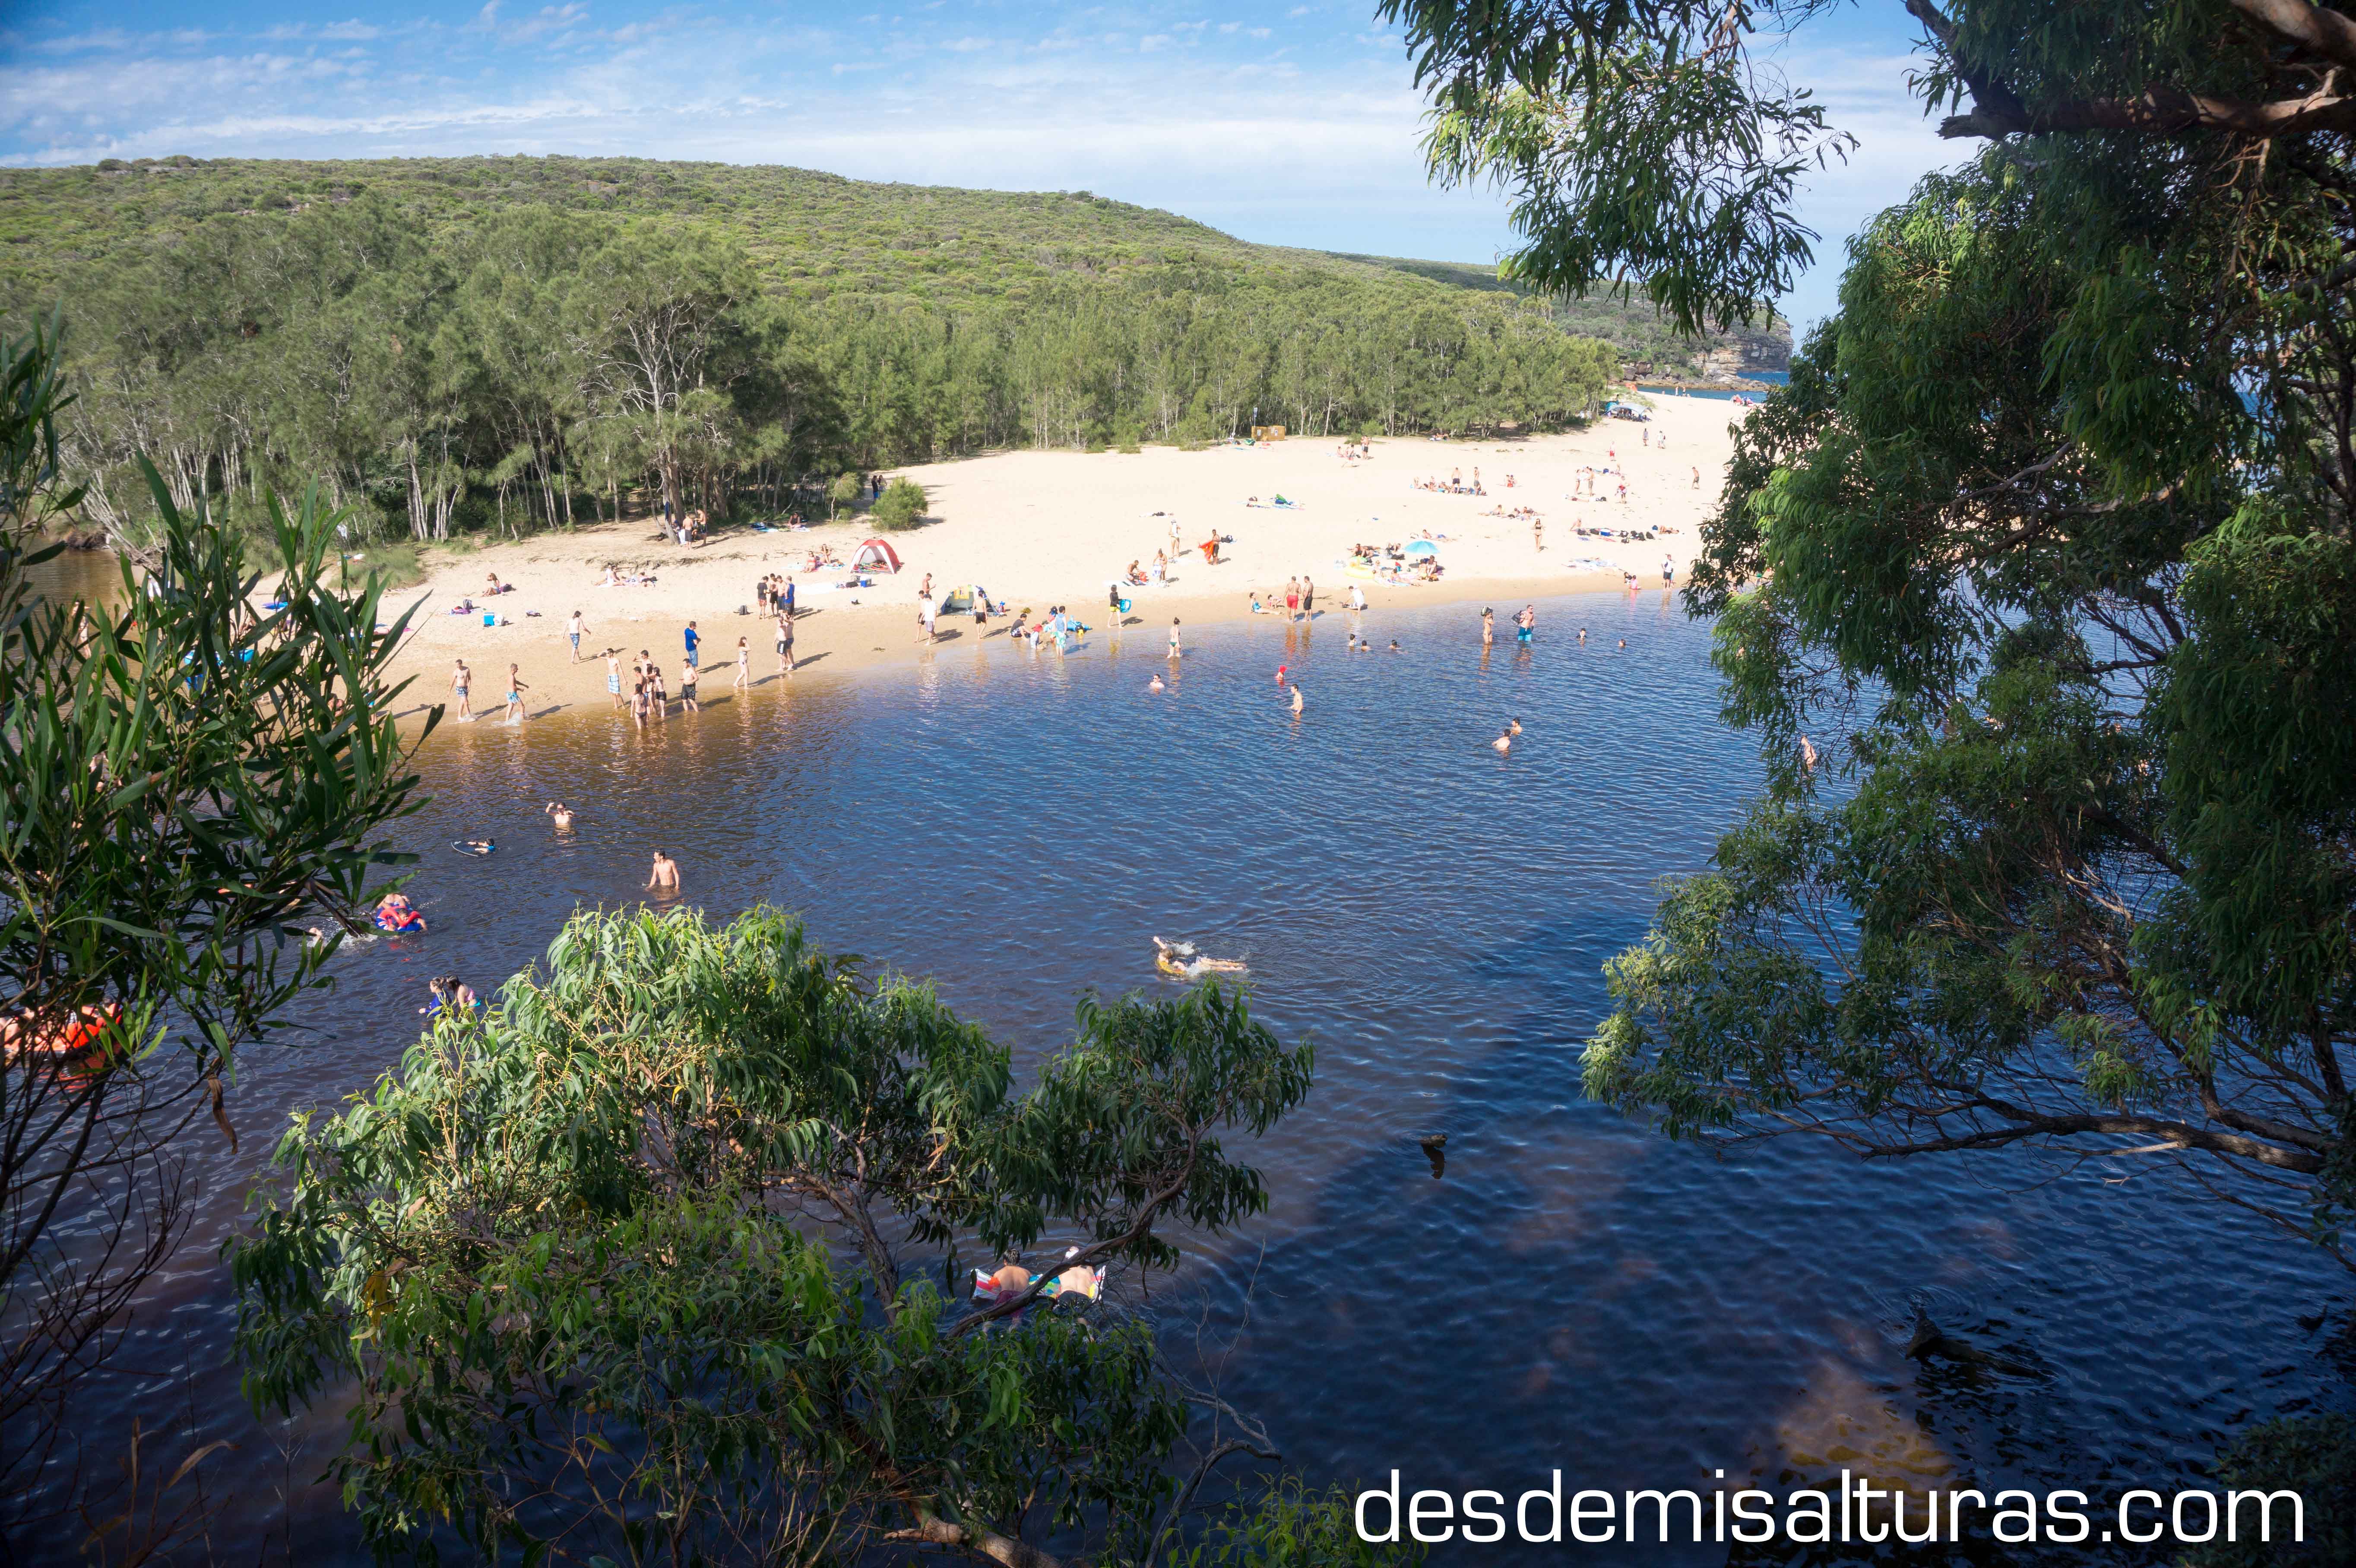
871 477 928 531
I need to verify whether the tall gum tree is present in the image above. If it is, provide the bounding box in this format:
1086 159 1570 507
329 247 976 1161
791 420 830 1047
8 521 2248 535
1381 0 2356 1258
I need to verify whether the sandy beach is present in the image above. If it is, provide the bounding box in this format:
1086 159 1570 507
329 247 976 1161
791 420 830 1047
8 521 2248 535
371 395 1742 721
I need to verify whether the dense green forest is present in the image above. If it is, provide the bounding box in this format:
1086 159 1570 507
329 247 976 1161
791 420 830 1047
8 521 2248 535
0 155 1740 545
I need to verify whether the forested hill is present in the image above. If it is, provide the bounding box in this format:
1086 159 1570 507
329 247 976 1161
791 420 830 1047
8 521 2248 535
0 155 1758 546
0 155 1782 371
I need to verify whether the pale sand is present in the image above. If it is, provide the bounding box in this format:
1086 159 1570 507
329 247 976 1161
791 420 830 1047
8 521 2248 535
371 395 1742 721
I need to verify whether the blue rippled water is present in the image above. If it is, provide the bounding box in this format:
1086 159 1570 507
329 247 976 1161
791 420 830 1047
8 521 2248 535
31 585 2350 1565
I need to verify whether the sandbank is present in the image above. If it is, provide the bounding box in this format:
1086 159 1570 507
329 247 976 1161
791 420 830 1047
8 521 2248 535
369 395 1744 725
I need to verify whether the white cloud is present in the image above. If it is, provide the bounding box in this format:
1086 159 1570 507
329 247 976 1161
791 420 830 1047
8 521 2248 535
507 5 591 44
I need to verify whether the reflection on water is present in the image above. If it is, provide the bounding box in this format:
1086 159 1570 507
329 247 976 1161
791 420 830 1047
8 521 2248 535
28 587 2346 1564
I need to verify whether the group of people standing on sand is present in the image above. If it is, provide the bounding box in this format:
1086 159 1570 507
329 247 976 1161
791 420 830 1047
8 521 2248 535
1254 576 1315 620
1416 466 1488 496
450 658 529 724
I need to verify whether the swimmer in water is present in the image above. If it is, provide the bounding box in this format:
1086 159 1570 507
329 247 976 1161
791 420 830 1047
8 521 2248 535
1618 639 1627 650
1274 664 1288 684
1493 727 1513 755
646 850 680 893
1508 718 1522 736
1388 639 1402 653
420 975 478 1016
1482 607 1494 646
1578 627 1588 645
1148 673 1165 693
546 801 574 830
1153 936 1248 976
1290 683 1304 715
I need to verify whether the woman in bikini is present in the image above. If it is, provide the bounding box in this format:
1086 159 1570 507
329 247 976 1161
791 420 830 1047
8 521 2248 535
735 635 752 688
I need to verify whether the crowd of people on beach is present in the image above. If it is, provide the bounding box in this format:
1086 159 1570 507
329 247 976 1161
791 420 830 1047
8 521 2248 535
1415 466 1493 496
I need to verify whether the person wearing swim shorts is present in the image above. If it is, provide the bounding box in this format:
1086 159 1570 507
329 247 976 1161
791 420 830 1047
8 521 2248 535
607 652 623 708
502 665 527 724
568 610 586 661
678 658 699 713
450 659 472 721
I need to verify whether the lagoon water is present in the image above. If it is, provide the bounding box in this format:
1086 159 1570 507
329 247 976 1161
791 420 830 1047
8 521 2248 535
34 586 2346 1564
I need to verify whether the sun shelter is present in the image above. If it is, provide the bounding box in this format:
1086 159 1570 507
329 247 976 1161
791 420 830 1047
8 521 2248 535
851 538 904 573
1403 539 1441 559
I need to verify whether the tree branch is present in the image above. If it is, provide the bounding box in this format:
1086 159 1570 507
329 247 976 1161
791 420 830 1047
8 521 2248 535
2226 0 2356 73
1859 1094 2326 1171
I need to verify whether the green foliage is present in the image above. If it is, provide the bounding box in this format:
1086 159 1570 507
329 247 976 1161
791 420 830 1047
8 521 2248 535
1511 3 2356 1260
1171 1478 1428 1567
0 322 430 1528
1381 0 1852 332
2191 1413 2356 1568
232 905 1316 1564
826 470 861 518
871 476 927 531
0 157 1668 550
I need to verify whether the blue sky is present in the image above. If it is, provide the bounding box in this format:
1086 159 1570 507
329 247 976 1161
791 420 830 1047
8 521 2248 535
0 3 1956 330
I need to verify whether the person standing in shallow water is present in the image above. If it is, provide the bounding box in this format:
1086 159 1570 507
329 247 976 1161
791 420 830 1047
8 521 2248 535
646 850 680 893
502 664 528 724
734 635 750 689
606 651 624 709
450 659 472 721
1168 618 1182 658
777 612 795 675
1302 577 1315 619
1481 608 1494 647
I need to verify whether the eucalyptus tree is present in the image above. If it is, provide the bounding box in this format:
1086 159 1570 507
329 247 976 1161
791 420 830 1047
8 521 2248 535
233 906 1332 1566
0 323 430 1534
1384 0 2356 1255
